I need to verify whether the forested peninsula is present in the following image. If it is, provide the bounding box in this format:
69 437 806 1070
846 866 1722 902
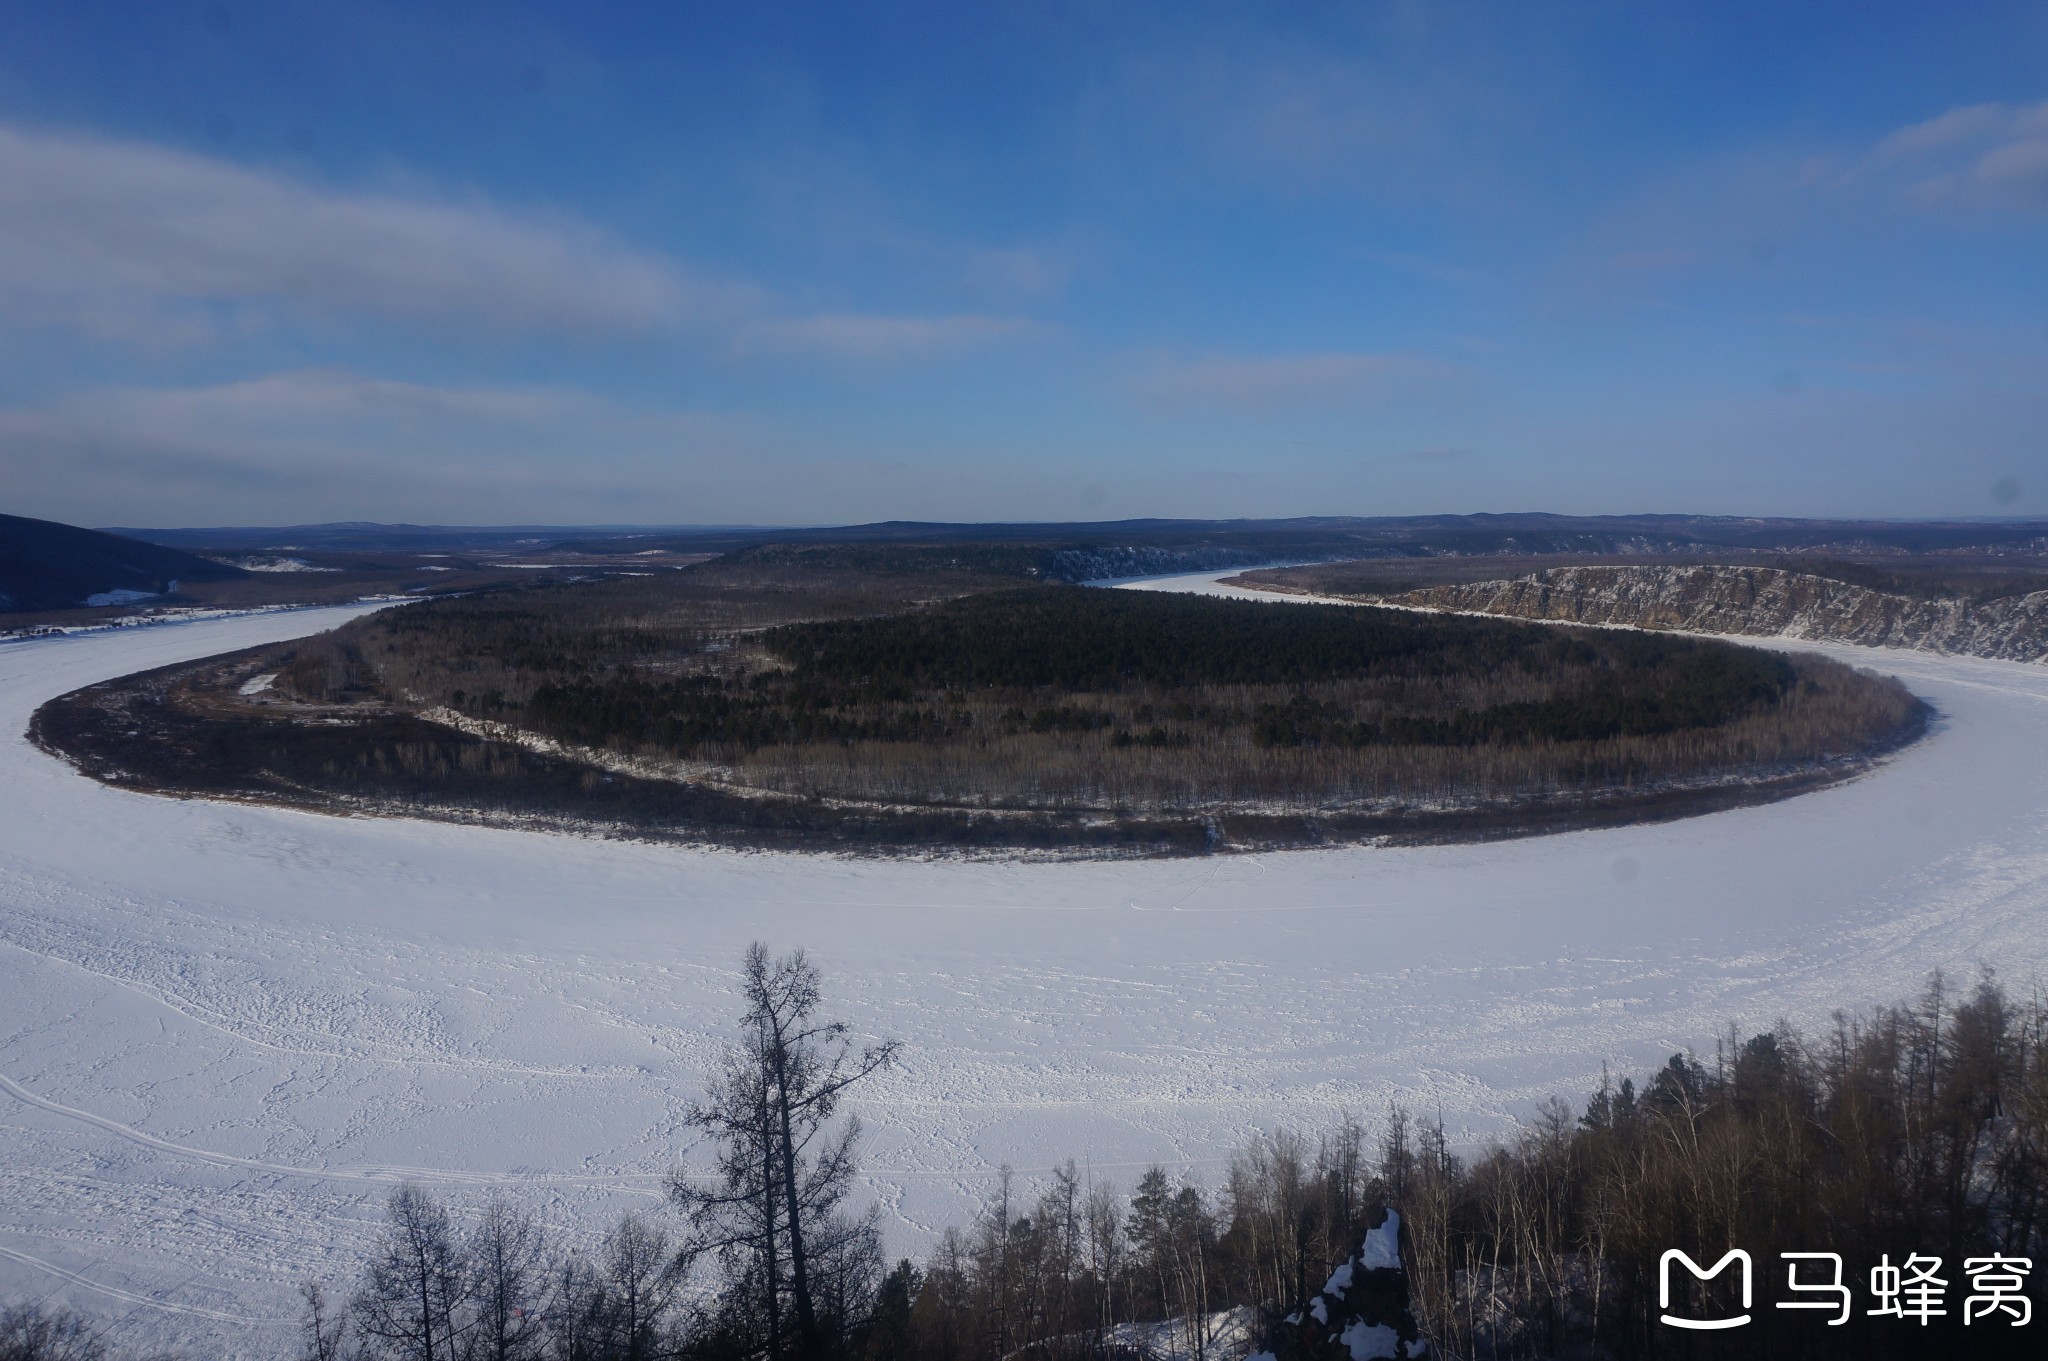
34 554 1928 854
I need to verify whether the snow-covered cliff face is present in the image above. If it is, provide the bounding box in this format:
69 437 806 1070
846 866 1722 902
1385 566 2048 663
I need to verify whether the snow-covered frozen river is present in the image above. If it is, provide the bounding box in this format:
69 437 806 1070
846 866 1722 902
4 582 2047 1355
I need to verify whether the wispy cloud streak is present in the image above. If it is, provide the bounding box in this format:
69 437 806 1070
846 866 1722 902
1130 351 1456 412
735 312 1038 360
1861 101 2048 212
0 125 706 341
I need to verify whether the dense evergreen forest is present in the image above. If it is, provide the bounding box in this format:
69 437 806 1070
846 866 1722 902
36 556 1927 852
284 563 1921 816
13 970 2043 1361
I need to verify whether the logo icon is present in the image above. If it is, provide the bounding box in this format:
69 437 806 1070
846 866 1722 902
1660 1249 1752 1330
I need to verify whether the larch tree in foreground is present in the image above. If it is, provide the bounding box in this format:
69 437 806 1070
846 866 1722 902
670 942 898 1358
350 1183 468 1361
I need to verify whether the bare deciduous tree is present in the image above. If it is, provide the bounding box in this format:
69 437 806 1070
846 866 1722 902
0 1305 109 1361
299 1280 346 1361
464 1198 550 1361
587 1215 684 1361
352 1184 468 1361
672 942 897 1357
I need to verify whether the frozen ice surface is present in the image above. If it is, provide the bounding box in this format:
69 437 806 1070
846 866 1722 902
2 582 2046 1355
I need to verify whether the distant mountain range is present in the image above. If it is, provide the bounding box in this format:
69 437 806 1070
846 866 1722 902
0 513 246 614
472 512 2048 583
14 510 2048 617
104 513 2048 561
101 522 784 553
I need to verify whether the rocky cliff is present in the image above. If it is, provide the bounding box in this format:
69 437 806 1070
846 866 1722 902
1379 565 2048 663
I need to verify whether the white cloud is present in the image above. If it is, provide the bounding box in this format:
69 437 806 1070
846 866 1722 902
0 124 715 342
1129 351 1454 411
0 369 759 522
96 368 597 426
734 312 1037 360
1872 104 2012 159
0 368 1069 527
1862 100 2048 212
0 123 1053 368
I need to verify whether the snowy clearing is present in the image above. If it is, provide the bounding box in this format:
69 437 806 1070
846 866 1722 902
2 582 2046 1355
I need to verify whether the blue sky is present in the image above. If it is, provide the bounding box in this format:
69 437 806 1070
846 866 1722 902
1 1 2044 527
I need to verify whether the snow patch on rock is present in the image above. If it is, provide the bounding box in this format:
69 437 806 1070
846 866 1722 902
1362 1210 1402 1271
1339 1320 1404 1359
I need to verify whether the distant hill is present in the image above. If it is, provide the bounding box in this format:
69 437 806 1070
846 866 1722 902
572 513 2048 584
557 512 2048 558
101 513 2048 564
102 522 767 553
0 513 247 613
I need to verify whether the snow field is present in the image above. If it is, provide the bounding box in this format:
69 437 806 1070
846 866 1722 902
1 586 2045 1355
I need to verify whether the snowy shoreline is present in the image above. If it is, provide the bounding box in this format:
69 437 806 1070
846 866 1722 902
0 594 417 645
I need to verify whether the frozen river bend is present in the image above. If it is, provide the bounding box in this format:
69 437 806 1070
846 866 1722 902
4 588 2047 1354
